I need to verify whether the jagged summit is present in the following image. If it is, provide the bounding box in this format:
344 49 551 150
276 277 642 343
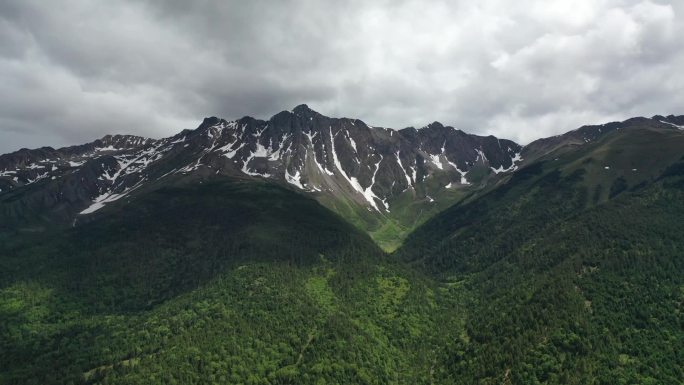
653 114 684 128
292 103 315 114
425 121 445 129
198 116 223 128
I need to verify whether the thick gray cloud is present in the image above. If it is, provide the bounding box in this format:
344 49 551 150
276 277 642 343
1 0 683 153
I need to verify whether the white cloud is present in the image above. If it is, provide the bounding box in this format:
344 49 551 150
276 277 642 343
0 0 682 152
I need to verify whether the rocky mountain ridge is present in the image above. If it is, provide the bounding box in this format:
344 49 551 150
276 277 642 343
1 106 682 244
0 105 521 219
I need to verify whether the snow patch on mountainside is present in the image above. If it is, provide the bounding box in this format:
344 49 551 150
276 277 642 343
475 149 487 163
330 127 382 211
490 152 523 174
367 155 388 212
429 154 444 170
349 136 358 152
285 168 305 189
660 120 684 129
241 146 271 177
395 152 413 188
447 159 470 184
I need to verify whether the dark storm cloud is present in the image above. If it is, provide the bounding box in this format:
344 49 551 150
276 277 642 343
1 0 683 153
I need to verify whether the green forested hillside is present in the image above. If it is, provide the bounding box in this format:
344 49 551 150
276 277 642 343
0 178 464 384
399 153 684 384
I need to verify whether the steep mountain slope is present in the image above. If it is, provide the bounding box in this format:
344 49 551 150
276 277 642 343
0 105 522 250
427 170 684 385
397 120 684 384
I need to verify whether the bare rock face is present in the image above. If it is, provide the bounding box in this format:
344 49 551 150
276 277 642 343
185 104 522 212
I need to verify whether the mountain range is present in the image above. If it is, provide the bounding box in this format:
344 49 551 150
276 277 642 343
1 107 684 385
3 105 682 249
0 104 525 249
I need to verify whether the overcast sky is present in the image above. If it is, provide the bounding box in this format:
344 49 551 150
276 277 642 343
1 0 682 153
